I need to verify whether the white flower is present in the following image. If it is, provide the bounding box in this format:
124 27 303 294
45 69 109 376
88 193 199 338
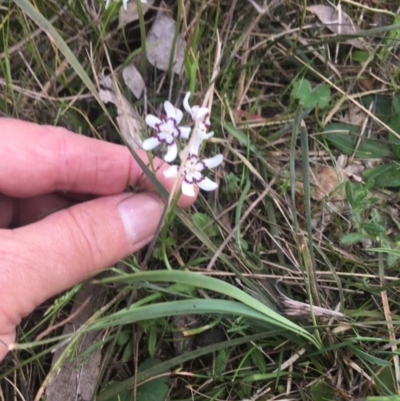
183 92 211 136
143 101 191 162
163 142 223 197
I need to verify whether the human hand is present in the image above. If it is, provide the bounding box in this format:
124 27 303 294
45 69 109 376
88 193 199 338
0 118 196 362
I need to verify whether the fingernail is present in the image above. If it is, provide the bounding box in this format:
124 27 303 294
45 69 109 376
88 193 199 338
118 193 164 244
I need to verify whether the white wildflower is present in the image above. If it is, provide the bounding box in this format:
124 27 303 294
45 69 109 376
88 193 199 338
143 101 190 162
183 92 212 138
163 137 223 197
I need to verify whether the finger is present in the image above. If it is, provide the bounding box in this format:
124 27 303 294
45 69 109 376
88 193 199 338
0 194 13 228
16 194 73 226
0 118 196 207
0 191 164 355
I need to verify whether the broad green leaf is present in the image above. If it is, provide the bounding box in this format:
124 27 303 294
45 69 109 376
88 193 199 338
117 330 130 346
292 79 312 102
360 222 386 234
363 163 400 187
377 367 397 394
136 359 170 401
387 252 399 268
362 95 392 125
310 379 335 401
313 84 331 109
249 346 266 374
214 349 229 375
324 123 392 158
191 212 218 236
341 232 371 245
352 50 370 62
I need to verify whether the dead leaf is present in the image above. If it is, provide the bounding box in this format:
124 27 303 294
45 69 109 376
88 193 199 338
146 4 186 74
308 5 365 49
122 62 145 98
297 165 348 201
99 73 143 149
340 105 366 127
119 0 154 28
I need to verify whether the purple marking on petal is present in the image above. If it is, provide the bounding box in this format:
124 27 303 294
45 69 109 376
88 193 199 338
196 175 205 184
184 176 194 184
157 134 166 144
166 137 175 146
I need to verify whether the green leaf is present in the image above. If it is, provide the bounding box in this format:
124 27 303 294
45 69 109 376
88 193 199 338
122 342 133 362
341 233 371 245
388 114 400 159
249 346 266 374
363 164 400 187
292 79 312 102
310 379 335 401
387 252 399 268
362 95 393 125
148 325 158 358
117 331 130 346
352 50 370 62
136 359 170 401
324 123 392 158
313 84 331 109
292 79 330 109
95 271 320 348
360 222 386 234
191 212 218 236
214 349 229 375
392 96 400 114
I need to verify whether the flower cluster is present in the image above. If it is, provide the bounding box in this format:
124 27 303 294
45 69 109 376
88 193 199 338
143 92 223 197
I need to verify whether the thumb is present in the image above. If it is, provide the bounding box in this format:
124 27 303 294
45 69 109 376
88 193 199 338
0 192 164 360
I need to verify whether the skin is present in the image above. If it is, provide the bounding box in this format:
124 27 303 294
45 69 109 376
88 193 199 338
0 118 196 362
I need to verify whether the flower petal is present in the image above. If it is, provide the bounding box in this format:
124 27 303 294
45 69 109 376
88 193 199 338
164 141 178 162
163 165 179 179
183 92 192 114
145 114 162 129
190 134 203 156
175 108 183 125
181 181 196 197
143 136 161 151
164 101 177 120
197 130 214 140
198 177 218 192
180 126 191 139
191 105 210 121
203 154 223 169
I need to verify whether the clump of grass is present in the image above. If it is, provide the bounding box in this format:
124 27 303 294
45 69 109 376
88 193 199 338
2 0 400 400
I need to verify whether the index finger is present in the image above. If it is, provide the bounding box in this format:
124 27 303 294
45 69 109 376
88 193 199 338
0 118 194 206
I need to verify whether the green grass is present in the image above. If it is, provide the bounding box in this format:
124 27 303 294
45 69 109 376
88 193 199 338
2 0 400 400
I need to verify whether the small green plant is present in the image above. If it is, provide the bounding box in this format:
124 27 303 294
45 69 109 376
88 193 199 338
341 181 400 267
291 78 331 109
